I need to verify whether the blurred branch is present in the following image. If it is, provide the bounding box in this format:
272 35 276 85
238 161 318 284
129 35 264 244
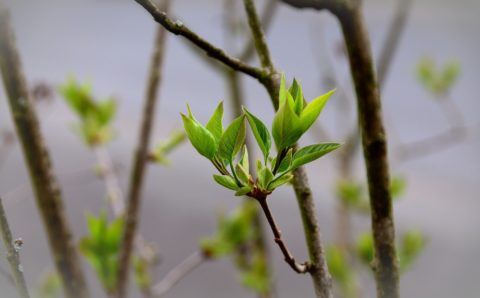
0 197 30 298
116 1 170 296
94 146 125 216
377 0 413 86
133 0 267 83
0 4 89 298
152 251 205 297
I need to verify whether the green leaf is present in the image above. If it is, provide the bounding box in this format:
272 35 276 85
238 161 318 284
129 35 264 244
276 148 293 173
272 97 303 150
300 89 335 133
235 163 250 185
181 113 217 159
390 176 406 200
356 232 374 266
97 98 117 125
399 230 426 272
291 143 341 170
244 108 271 163
235 186 252 196
278 72 287 107
267 173 293 191
289 79 304 115
257 167 273 190
240 145 249 173
213 174 239 190
206 101 224 142
218 115 246 163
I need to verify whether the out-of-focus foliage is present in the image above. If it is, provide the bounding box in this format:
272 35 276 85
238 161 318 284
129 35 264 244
59 78 117 146
35 271 61 298
150 130 187 165
327 246 357 298
416 57 461 96
79 212 123 294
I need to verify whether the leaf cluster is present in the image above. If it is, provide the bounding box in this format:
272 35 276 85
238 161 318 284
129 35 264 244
416 57 461 97
182 74 340 199
79 212 123 294
59 78 117 146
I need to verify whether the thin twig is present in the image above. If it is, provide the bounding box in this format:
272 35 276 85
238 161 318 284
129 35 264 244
0 197 30 298
133 0 267 83
116 1 170 296
151 251 205 297
257 197 309 273
242 0 333 296
94 146 125 216
0 4 89 298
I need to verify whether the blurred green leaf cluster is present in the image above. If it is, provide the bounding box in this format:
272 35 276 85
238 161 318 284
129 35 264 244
416 57 461 96
150 130 187 165
182 73 340 198
327 246 357 298
79 212 123 294
200 201 271 293
335 175 407 213
35 271 61 298
59 78 117 146
355 230 426 273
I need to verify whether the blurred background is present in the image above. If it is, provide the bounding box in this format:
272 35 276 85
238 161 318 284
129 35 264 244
0 0 479 297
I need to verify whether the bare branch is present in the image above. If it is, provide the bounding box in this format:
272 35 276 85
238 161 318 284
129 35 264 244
0 198 30 298
133 0 267 83
152 251 205 297
256 197 309 274
377 0 413 86
116 1 170 296
0 4 89 298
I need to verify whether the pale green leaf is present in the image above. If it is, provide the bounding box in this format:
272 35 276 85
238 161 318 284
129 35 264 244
206 101 224 142
272 98 303 150
213 174 239 190
291 143 341 170
235 186 252 196
278 72 287 107
257 167 273 190
218 115 245 162
300 89 335 133
267 173 293 191
244 108 271 163
181 114 217 159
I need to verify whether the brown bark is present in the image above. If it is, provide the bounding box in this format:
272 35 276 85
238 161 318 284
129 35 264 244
0 4 89 298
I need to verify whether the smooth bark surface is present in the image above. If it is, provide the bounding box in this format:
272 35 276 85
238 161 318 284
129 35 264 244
0 4 89 298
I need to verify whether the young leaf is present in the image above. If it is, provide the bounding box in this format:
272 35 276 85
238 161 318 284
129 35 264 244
97 98 117 125
278 72 287 107
235 186 252 196
218 115 246 162
267 173 293 191
235 163 250 185
257 167 273 190
244 108 271 163
276 148 293 173
272 98 303 150
206 101 224 142
289 79 303 114
291 143 341 170
181 114 217 159
240 145 249 173
300 89 335 133
213 174 239 190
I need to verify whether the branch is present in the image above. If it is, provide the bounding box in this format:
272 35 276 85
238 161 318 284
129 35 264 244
116 1 170 296
376 0 413 86
256 198 309 273
94 146 125 216
336 4 399 297
0 198 30 298
133 0 267 83
280 0 344 13
0 4 89 298
152 251 205 297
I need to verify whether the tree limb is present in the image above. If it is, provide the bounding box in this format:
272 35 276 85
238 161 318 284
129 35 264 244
133 0 267 83
0 197 30 298
0 4 89 298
